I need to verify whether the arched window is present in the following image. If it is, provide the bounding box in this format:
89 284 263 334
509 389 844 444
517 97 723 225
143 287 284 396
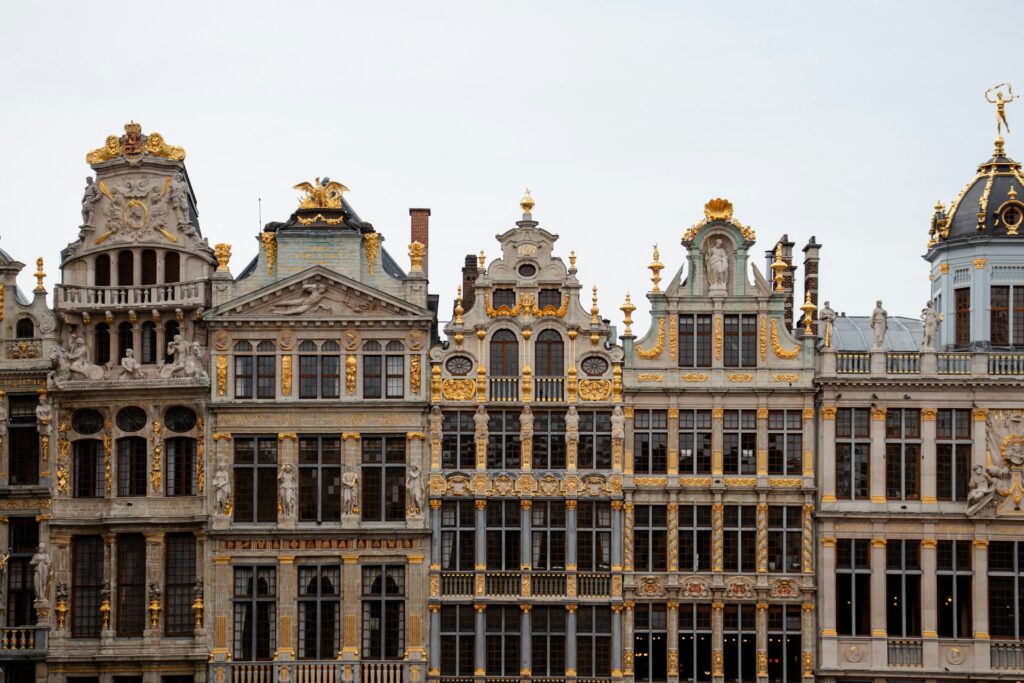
490 330 519 376
299 340 341 399
95 323 111 365
141 250 157 285
234 340 276 399
362 341 405 399
118 321 133 361
535 330 564 376
385 341 405 398
141 322 157 364
167 437 196 496
95 254 111 287
117 251 134 286
15 318 34 339
165 252 180 283
164 321 180 363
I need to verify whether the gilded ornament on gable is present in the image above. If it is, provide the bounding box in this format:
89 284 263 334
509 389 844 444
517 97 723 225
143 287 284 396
770 319 800 359
214 244 232 272
294 177 348 210
484 293 523 318
363 233 380 274
636 317 665 359
261 232 277 274
577 379 611 401
215 355 228 396
86 122 185 164
442 379 476 401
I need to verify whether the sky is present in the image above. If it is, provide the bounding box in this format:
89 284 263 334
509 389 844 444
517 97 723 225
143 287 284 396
1 0 1021 336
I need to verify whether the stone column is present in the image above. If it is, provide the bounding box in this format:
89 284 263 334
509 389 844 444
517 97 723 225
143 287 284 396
711 502 724 573
342 434 361 528
475 499 487 601
0 391 6 488
144 532 165 641
756 602 768 682
277 556 296 660
756 502 768 574
277 433 297 530
667 502 679 573
521 500 533 599
210 556 233 663
623 602 635 679
430 500 442 567
623 503 634 572
474 603 486 676
406 553 427 675
102 533 116 644
565 604 578 678
921 409 938 505
195 531 207 641
667 407 680 476
869 408 886 504
520 605 532 676
667 601 679 683
428 605 441 678
920 539 938 665
611 604 623 680
756 406 768 477
801 406 815 480
801 602 816 682
611 500 624 570
972 539 990 654
623 408 634 475
870 538 887 665
566 500 578 581
711 600 724 681
972 409 988 469
48 532 70 645
340 554 360 663
820 407 837 502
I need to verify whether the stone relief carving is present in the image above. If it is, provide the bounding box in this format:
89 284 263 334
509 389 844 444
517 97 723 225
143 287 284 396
967 410 1024 516
168 171 191 226
611 405 625 443
636 576 665 597
474 406 489 441
428 406 443 441
870 300 888 350
519 406 534 440
565 406 580 443
49 337 104 384
117 349 145 380
270 283 331 315
161 336 208 380
680 576 710 599
212 465 231 515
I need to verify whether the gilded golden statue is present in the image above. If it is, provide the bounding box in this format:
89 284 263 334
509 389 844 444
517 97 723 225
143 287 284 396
294 177 349 210
986 84 1020 135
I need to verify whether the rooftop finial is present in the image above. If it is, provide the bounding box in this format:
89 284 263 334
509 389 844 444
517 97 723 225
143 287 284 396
620 293 636 337
648 244 664 293
986 84 1019 137
520 189 535 215
591 285 600 325
34 257 46 293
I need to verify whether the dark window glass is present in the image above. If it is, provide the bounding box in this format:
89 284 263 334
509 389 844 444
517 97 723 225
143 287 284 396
723 314 757 368
233 437 278 523
836 539 871 636
936 409 971 502
95 323 111 365
361 436 406 522
937 540 972 639
441 500 476 571
166 437 196 496
723 410 756 475
298 565 340 659
767 605 802 683
535 330 564 376
678 603 713 683
117 251 134 286
95 254 111 286
634 410 667 474
492 288 516 308
835 408 870 500
74 439 104 498
722 604 757 683
486 605 521 676
531 500 566 570
116 406 147 433
886 540 922 637
954 288 970 348
722 505 757 573
486 410 521 469
165 406 197 433
678 505 712 573
117 534 146 636
441 411 476 470
233 566 276 660
577 501 611 572
440 605 475 676
768 410 803 475
989 540 1023 639
767 506 803 573
298 436 341 523
7 518 38 627
486 500 521 570
538 288 561 309
578 410 612 469
679 314 713 368
532 410 566 469
679 410 712 475
72 535 104 638
165 533 196 637
165 252 180 283
116 437 147 497
633 603 667 683
885 409 920 501
532 606 566 676
361 565 405 660
72 409 105 435
15 318 34 338
490 330 519 377
141 250 157 285
634 505 668 572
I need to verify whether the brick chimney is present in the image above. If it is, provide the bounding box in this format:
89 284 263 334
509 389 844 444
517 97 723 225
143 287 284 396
409 208 431 278
461 255 479 313
802 236 821 335
765 234 797 330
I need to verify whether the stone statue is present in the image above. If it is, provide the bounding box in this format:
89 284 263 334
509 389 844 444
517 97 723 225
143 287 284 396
270 283 331 315
341 468 359 515
869 300 888 351
0 397 7 438
565 405 580 443
169 172 191 224
187 342 209 381
406 462 423 516
119 349 145 380
278 464 297 517
474 406 489 442
212 465 231 514
921 300 939 351
99 579 111 604
148 581 161 603
966 464 1007 516
161 335 191 377
428 406 443 441
81 176 101 226
819 300 838 347
35 394 52 437
51 337 104 383
611 406 625 443
519 406 534 440
706 238 730 292
30 545 50 603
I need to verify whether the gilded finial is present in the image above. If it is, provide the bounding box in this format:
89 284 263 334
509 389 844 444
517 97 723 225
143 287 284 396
520 189 535 215
33 258 46 293
620 293 636 336
478 251 486 269
591 285 600 325
1009 185 1018 200
454 286 464 325
648 244 664 293
569 251 577 273
214 244 232 272
409 241 426 272
800 291 817 335
770 244 786 293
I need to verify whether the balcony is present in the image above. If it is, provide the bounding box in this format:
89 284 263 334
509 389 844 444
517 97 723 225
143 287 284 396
533 377 564 402
992 642 1024 670
885 353 920 374
0 626 47 659
489 377 518 402
887 639 922 667
835 353 870 374
55 280 206 312
531 572 566 597
438 572 612 599
830 350 1024 377
218 661 410 683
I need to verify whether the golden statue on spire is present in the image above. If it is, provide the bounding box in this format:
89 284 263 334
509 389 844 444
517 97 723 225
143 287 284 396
986 84 1019 135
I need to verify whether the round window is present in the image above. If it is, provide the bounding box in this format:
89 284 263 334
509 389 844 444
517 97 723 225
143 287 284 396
446 355 473 376
1002 204 1023 229
165 406 198 433
581 356 609 376
517 263 537 278
71 409 105 435
116 406 147 433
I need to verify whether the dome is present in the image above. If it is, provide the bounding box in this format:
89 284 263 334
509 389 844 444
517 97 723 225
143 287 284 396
928 137 1024 250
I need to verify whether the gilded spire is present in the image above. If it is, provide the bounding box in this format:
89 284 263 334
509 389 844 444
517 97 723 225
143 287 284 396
569 250 577 274
620 293 636 336
454 286 464 325
800 291 817 335
648 244 664 293
478 251 486 269
770 244 786 293
34 257 46 293
520 189 535 215
591 285 600 325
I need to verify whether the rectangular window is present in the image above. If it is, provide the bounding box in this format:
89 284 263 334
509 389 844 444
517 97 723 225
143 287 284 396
578 411 612 469
633 603 667 683
577 606 611 678
8 396 39 486
72 535 104 638
385 355 404 398
167 437 196 496
538 288 561 309
234 355 254 398
989 540 1023 639
298 565 341 660
256 356 276 399
74 440 105 498
298 436 342 523
532 410 566 469
486 411 521 469
442 411 476 470
577 501 611 572
767 506 803 573
835 408 870 500
531 606 566 676
361 436 406 522
634 505 667 572
116 437 147 497
836 539 871 636
723 314 757 368
492 288 516 308
768 410 803 475
767 605 802 683
116 534 146 636
486 500 521 570
486 605 520 676
993 285 1010 346
363 355 382 399
441 500 476 571
723 410 756 475
885 409 920 501
954 287 970 348
321 355 341 398
7 518 38 627
937 540 972 639
440 605 475 676
722 505 757 573
233 566 277 660
886 540 922 637
722 604 757 683
299 355 319 399
234 351 276 399
633 410 667 474
678 604 712 683
678 505 712 573
233 437 278 524
361 565 405 660
165 533 196 637
531 500 566 570
937 409 971 502
679 314 713 368
679 410 712 475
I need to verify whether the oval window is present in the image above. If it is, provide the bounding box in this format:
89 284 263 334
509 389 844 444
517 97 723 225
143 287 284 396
165 406 198 433
581 356 609 376
116 406 147 433
1002 204 1023 230
72 409 105 435
517 263 537 278
446 355 473 376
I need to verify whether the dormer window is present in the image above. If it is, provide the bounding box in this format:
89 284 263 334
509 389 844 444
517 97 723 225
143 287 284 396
493 288 516 308
15 318 33 339
538 289 561 309
1001 204 1023 231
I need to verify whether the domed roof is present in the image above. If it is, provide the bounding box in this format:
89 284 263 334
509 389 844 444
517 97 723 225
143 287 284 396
928 136 1024 251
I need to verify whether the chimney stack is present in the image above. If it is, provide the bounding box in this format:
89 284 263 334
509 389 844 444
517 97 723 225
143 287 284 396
409 208 431 278
461 255 479 313
802 237 821 335
765 234 797 330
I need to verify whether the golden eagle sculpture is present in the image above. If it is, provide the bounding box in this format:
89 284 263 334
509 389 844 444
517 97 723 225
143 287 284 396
294 177 349 210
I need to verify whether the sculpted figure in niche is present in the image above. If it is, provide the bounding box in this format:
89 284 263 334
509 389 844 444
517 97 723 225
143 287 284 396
212 465 231 514
406 462 423 516
271 283 331 316
428 406 443 441
278 464 297 517
341 467 359 515
474 406 489 442
706 238 730 293
81 177 101 226
611 405 625 443
0 397 7 437
35 394 52 437
169 172 191 226
519 406 534 440
921 300 939 351
869 300 888 351
30 545 50 603
565 405 580 443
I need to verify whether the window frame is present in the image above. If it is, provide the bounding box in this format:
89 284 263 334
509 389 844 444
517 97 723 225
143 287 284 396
835 408 870 501
885 409 921 501
360 436 406 522
232 565 277 661
232 437 279 524
298 435 342 523
633 505 668 573
360 565 405 660
633 410 667 475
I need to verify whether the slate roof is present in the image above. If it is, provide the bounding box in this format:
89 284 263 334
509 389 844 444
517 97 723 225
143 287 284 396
829 315 923 352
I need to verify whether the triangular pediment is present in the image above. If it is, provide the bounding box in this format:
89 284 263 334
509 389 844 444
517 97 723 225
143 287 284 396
206 267 432 321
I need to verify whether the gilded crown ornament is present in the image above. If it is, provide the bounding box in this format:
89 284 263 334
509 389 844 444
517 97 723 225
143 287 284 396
85 121 185 164
409 241 426 271
34 257 46 293
214 244 232 272
294 177 349 210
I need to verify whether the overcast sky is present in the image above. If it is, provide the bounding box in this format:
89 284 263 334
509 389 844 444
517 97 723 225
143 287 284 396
1 1 1020 336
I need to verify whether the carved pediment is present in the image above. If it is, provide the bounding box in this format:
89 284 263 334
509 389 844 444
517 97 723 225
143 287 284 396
208 268 431 321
